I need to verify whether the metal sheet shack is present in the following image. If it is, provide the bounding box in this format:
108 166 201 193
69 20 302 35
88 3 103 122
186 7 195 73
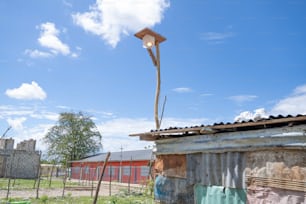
130 115 306 204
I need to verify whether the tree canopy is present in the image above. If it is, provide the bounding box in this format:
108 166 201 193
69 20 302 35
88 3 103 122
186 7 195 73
44 111 102 164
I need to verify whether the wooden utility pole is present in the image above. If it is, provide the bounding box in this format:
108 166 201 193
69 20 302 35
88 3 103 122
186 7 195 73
145 41 162 130
135 28 166 130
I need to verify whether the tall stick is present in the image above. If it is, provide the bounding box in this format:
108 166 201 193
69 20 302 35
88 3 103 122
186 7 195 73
49 163 55 187
62 159 68 198
7 152 15 199
109 165 112 196
128 157 132 194
36 151 42 199
36 165 42 199
154 42 161 130
93 152 111 204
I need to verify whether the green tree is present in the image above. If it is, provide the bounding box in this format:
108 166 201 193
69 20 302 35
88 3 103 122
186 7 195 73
44 111 102 164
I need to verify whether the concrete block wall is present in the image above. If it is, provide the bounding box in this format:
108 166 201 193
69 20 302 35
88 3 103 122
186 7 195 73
0 138 40 179
16 139 36 151
0 138 14 150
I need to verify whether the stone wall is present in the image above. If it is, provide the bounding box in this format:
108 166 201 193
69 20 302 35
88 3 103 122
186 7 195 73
0 138 40 179
0 138 14 150
245 150 306 203
5 150 40 179
16 139 36 151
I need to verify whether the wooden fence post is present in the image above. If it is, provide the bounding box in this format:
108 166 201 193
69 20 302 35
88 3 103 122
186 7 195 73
36 151 42 199
109 165 112 196
62 160 68 198
128 157 132 194
49 162 55 187
93 152 111 204
6 152 15 200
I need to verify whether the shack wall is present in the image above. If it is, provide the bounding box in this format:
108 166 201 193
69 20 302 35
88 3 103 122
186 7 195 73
154 150 306 204
153 125 306 204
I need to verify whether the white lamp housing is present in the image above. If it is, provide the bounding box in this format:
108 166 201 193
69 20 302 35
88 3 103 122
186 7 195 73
142 34 155 48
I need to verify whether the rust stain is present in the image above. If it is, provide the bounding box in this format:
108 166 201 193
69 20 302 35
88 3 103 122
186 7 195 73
154 154 186 178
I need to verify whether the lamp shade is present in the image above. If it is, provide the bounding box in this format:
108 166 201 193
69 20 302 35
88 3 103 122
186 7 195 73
143 34 155 48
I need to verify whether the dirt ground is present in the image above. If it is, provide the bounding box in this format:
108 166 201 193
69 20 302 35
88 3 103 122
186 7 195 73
0 182 144 199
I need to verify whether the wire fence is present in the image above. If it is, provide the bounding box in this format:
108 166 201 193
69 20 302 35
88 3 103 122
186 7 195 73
0 147 154 201
0 163 152 200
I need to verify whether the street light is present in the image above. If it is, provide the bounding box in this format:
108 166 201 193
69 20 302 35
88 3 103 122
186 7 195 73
135 28 166 130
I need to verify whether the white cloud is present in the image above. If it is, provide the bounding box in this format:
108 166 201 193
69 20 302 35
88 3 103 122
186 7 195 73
72 0 170 47
201 93 213 97
0 105 59 151
97 118 153 152
228 95 257 103
0 105 34 117
234 84 306 121
161 117 208 128
25 22 78 58
63 0 72 8
38 22 70 55
30 111 59 121
5 81 47 100
201 31 235 44
12 123 53 152
24 49 53 58
173 87 193 93
0 105 58 124
7 117 27 130
1 104 209 153
293 84 306 95
271 84 306 115
234 108 268 122
56 105 71 110
97 117 208 152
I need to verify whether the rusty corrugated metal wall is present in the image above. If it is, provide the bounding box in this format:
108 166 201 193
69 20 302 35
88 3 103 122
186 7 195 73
154 150 306 204
187 152 246 188
152 125 306 203
155 152 247 203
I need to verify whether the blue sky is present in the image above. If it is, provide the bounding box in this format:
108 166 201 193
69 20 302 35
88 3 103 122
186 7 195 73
1 0 306 153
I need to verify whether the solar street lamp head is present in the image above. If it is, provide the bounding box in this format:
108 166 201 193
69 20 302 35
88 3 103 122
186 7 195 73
142 34 155 48
134 28 166 48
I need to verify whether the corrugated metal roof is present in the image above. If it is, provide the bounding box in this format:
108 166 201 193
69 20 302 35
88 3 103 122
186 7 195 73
72 149 153 163
130 114 306 141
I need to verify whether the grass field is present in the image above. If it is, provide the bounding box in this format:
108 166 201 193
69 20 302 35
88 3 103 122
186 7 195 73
1 194 154 204
0 178 154 203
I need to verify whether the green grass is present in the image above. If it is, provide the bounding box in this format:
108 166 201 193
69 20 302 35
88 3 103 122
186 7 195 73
0 178 83 190
0 195 154 204
0 178 154 203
